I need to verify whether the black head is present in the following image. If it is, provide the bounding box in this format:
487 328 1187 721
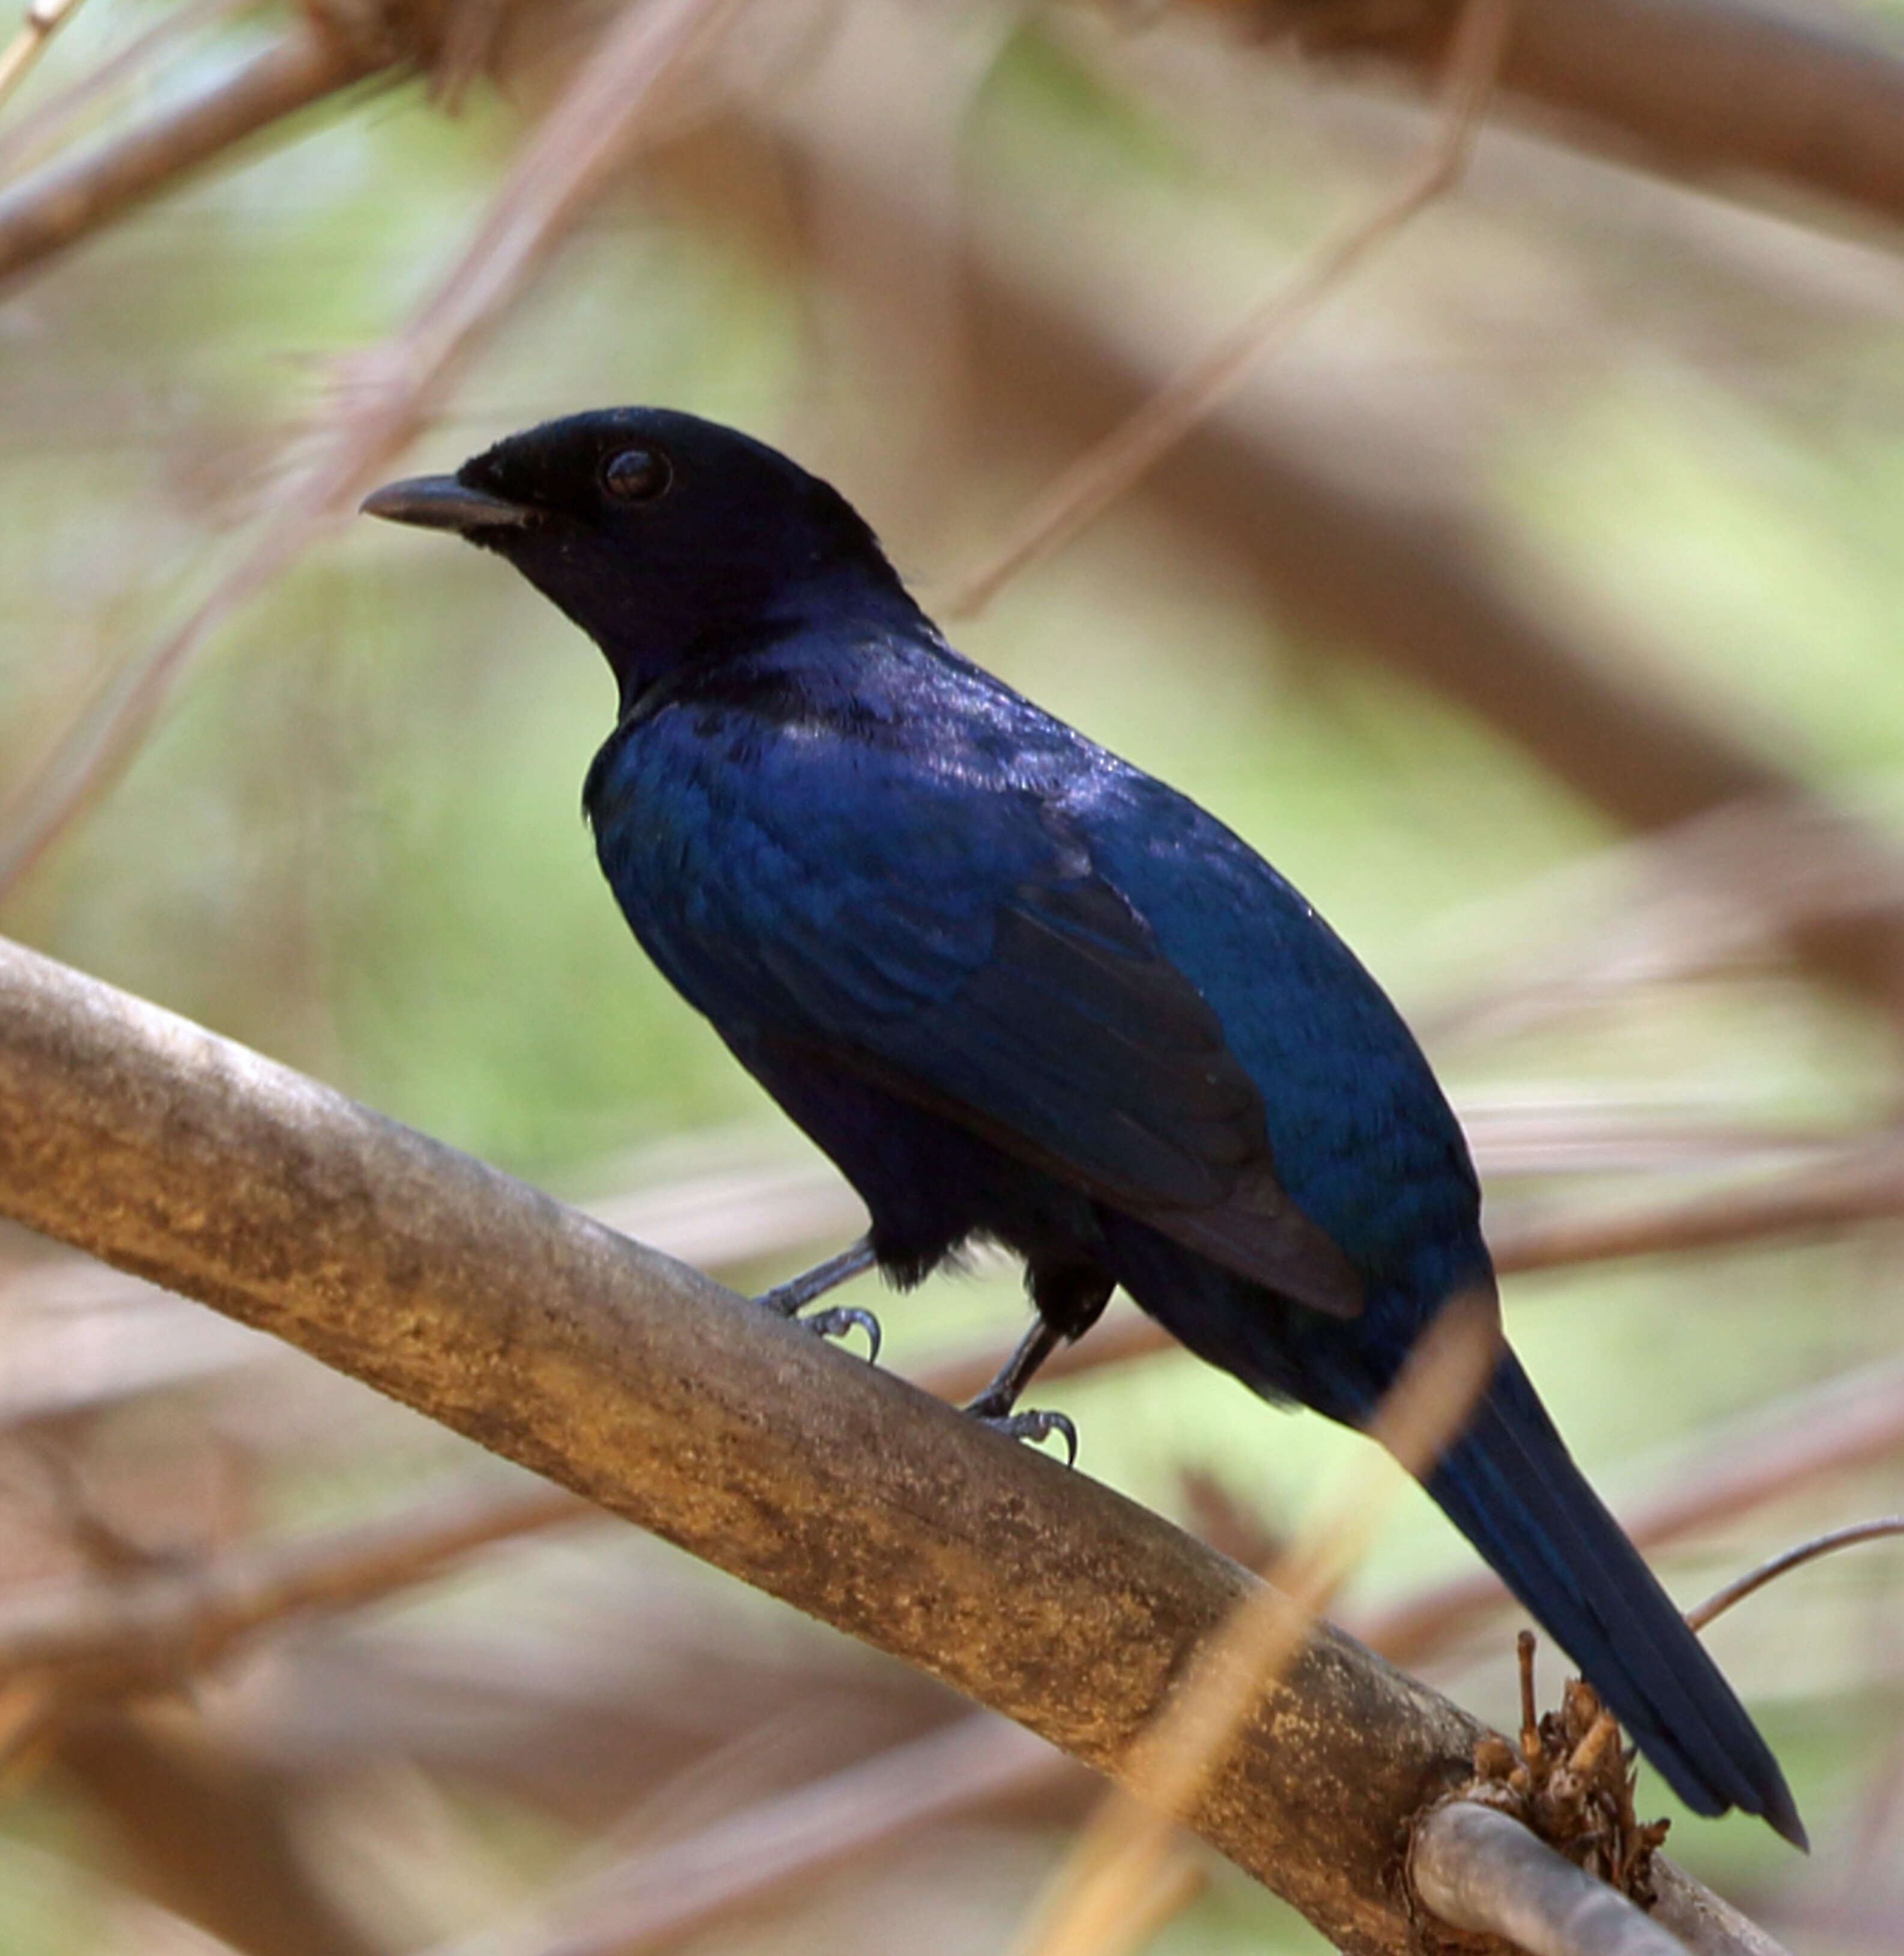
361 407 916 705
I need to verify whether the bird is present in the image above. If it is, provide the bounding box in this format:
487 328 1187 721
362 405 1803 1845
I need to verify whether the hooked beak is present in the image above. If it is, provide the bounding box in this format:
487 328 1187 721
360 474 536 534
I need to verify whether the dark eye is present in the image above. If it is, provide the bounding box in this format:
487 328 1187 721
601 446 672 503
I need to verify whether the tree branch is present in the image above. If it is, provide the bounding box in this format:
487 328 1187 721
1237 0 1904 231
0 931 1478 1953
0 933 1780 1954
1412 1800 1700 1956
0 0 89 116
0 1479 584 1698
0 14 384 289
1410 1800 1798 1956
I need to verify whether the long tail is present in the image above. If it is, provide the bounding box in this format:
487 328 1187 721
1426 1355 1805 1847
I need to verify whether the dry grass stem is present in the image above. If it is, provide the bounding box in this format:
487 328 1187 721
0 0 85 112
426 1715 1076 1956
1007 1289 1502 1956
946 0 1515 617
0 0 742 904
0 0 247 182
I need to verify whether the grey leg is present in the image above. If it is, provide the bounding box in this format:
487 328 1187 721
964 1318 1077 1464
756 1239 882 1360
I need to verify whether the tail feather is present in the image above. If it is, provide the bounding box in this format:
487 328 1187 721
1427 1357 1805 1848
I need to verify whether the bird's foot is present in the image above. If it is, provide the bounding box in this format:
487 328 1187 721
962 1318 1076 1460
755 1240 882 1361
969 1404 1078 1465
783 1300 883 1361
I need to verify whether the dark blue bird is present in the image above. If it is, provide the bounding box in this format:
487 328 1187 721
363 406 1802 1845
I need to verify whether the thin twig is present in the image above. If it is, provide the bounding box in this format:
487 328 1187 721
1649 1861 1796 1956
0 0 742 904
1365 1357 1904 1666
1687 1517 1904 1635
945 0 1515 617
0 0 247 185
0 0 86 114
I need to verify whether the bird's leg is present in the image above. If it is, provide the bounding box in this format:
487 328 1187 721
963 1318 1076 1464
755 1238 882 1360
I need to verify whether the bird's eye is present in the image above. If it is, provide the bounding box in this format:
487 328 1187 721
601 446 673 503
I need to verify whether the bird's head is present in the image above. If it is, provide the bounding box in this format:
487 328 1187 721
362 407 914 706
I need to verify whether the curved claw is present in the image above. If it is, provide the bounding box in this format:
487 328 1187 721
977 1407 1078 1466
798 1304 882 1363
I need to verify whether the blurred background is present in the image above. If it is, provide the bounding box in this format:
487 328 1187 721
1 0 1903 1949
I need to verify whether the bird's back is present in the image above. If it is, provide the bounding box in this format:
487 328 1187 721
590 630 1486 1310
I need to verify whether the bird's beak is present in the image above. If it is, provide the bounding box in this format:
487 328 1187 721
359 475 536 533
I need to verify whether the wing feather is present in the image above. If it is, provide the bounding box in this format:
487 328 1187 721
768 867 1362 1319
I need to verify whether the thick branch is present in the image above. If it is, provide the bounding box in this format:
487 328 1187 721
0 932 1481 1955
1240 0 1904 230
0 936 1792 1954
